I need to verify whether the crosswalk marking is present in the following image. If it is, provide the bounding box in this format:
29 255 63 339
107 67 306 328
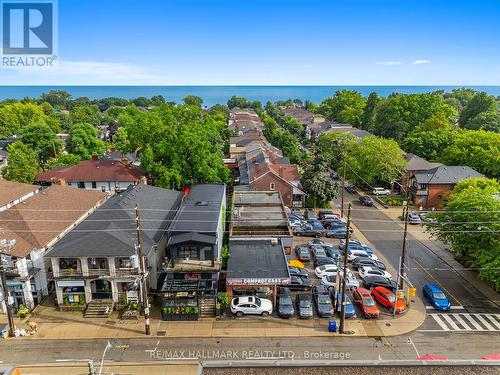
462 313 484 330
425 313 500 332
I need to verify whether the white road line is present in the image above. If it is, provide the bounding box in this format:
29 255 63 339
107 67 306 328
453 314 471 330
462 313 484 330
483 314 500 330
475 315 495 330
442 314 461 330
425 305 463 310
430 314 450 331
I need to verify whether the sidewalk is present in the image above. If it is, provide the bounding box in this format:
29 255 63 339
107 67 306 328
382 207 500 307
1 293 425 340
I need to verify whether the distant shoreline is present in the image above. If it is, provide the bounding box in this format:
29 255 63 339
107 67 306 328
1 85 499 106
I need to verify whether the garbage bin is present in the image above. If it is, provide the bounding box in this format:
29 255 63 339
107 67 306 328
328 319 337 333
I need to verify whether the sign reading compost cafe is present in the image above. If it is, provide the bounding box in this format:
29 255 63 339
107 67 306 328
226 277 291 286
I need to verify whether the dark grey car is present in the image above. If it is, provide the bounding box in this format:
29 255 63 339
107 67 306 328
313 285 334 318
296 293 313 319
277 288 295 318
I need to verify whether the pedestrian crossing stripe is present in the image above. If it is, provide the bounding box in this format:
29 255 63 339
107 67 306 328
427 313 500 332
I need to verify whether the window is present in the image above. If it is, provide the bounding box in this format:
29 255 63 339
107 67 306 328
420 183 427 189
178 246 199 259
77 182 85 189
101 186 106 192
270 182 276 191
91 182 97 189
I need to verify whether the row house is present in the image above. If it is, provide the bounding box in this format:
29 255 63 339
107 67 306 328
0 184 106 313
0 180 39 212
46 184 183 311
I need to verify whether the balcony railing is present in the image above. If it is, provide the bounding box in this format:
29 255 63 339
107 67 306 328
115 268 140 277
87 268 111 277
55 269 84 278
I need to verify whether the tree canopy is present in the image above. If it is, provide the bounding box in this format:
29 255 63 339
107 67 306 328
301 157 338 208
1 141 39 183
20 123 62 164
318 90 366 126
66 123 106 160
458 92 495 127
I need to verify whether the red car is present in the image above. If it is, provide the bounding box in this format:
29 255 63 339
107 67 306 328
352 288 380 318
371 286 406 314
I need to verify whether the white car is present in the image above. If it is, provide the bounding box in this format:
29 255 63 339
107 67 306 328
230 296 273 317
323 270 359 289
347 249 379 262
358 266 392 280
315 264 338 278
323 214 347 223
372 187 391 196
339 239 364 249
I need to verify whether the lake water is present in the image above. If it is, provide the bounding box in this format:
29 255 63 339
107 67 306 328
0 86 499 106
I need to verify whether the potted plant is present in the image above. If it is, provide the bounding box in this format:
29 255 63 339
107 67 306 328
17 304 30 319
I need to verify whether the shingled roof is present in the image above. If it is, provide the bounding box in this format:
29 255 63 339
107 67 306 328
0 180 40 209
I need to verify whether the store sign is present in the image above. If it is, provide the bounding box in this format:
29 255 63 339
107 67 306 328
56 280 84 287
226 277 291 286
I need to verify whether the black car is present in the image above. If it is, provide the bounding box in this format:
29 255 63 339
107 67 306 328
363 276 398 291
277 287 295 318
289 275 312 290
351 257 386 271
325 228 348 239
289 266 308 278
312 285 334 318
321 218 345 229
294 245 311 262
345 185 357 194
359 195 374 206
296 293 313 319
318 209 335 220
294 224 324 238
314 256 335 268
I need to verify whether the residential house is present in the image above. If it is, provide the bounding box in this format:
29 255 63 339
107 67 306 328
0 136 18 170
0 185 107 313
228 109 264 134
161 184 226 319
402 153 442 188
35 157 146 194
0 180 39 212
45 184 183 310
410 166 484 208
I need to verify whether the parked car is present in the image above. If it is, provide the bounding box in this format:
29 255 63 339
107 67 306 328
230 296 273 317
333 290 356 318
312 285 334 317
352 288 380 318
304 209 317 220
419 212 437 224
294 245 311 262
296 293 313 319
347 249 379 262
371 286 406 314
322 269 358 289
289 275 312 290
339 239 363 249
372 187 391 196
326 228 348 239
330 171 340 180
308 219 326 231
308 239 325 247
358 266 392 280
289 266 308 278
277 287 295 318
363 276 398 291
313 256 336 268
311 245 327 259
289 217 305 227
408 211 422 225
322 219 349 230
291 209 305 220
345 184 357 194
359 195 374 206
422 283 451 311
351 257 386 271
318 209 335 220
323 245 342 261
315 264 338 278
294 223 325 238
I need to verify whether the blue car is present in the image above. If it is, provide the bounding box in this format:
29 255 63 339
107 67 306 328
345 244 374 254
422 283 451 311
331 289 356 318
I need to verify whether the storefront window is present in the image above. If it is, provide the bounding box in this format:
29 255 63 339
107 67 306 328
178 246 199 259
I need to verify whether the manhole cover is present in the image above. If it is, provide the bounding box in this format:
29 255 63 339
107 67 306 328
157 330 166 336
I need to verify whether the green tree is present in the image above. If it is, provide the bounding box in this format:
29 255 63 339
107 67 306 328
315 132 356 170
183 95 204 107
1 141 39 183
0 102 61 138
46 153 81 169
41 90 71 108
68 105 101 127
400 130 456 161
150 95 166 106
318 90 366 125
439 130 500 179
20 123 62 164
458 92 495 127
464 111 500 133
301 157 338 208
362 91 380 131
425 178 500 290
444 88 476 107
414 113 453 132
113 127 130 153
66 123 106 160
262 113 306 164
344 136 406 187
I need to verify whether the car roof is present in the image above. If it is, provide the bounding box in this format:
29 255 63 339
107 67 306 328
313 285 328 294
279 287 291 295
236 296 255 303
356 288 372 297
374 286 392 294
298 293 311 300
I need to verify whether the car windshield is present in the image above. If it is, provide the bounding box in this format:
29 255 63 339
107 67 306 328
433 292 447 300
363 298 375 307
299 249 308 254
319 297 331 305
279 296 292 306
299 299 311 308
387 294 396 303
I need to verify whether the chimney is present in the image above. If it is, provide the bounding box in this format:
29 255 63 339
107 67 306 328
55 178 66 186
91 154 98 160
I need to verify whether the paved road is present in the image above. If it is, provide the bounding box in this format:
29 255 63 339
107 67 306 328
338 191 500 332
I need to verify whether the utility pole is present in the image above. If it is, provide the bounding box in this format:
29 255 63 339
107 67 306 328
339 203 351 334
340 160 346 218
399 202 409 290
52 142 57 158
135 205 150 335
0 256 15 337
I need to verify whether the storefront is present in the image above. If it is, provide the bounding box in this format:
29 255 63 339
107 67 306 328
225 238 291 305
56 280 86 309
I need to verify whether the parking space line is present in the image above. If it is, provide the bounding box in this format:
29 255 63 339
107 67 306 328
430 314 450 331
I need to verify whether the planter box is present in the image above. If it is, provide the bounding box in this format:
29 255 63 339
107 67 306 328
161 312 199 321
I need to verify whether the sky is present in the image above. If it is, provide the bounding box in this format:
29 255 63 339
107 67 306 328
1 0 499 85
